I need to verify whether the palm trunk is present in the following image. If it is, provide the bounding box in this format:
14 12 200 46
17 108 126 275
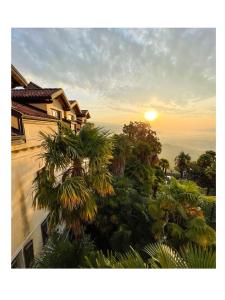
72 158 83 177
112 157 125 177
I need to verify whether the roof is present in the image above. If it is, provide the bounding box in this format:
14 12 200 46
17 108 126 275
26 82 42 89
69 100 81 115
69 100 77 105
11 65 28 88
78 110 91 119
12 88 61 101
12 101 57 120
11 66 91 115
12 86 71 111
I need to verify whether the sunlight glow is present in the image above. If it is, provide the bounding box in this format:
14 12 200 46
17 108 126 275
144 110 158 121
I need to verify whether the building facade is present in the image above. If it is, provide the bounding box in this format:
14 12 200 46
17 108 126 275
11 65 90 267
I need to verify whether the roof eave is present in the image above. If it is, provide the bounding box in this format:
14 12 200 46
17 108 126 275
11 65 28 87
51 89 71 111
22 115 58 122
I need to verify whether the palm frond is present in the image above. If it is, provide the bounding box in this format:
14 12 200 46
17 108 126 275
180 243 216 268
85 247 147 268
185 217 216 247
167 223 184 239
58 177 91 211
143 243 187 268
89 169 114 196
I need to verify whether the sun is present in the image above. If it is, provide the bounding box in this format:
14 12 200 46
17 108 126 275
144 110 158 121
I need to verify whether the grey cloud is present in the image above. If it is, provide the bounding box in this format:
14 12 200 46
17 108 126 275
12 28 215 107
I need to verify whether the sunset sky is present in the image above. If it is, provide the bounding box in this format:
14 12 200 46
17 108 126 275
11 28 216 164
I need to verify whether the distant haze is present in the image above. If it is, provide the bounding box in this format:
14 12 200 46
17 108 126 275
95 121 215 168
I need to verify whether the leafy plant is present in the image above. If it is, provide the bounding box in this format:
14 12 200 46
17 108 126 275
34 232 96 268
85 242 215 269
33 122 114 236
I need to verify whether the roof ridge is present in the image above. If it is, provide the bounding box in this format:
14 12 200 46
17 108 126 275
26 81 42 89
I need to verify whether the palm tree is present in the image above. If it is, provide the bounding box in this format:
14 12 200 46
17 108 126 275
110 134 130 177
148 178 216 247
159 158 170 175
85 242 215 268
144 243 215 268
175 152 191 179
33 122 114 237
33 231 96 268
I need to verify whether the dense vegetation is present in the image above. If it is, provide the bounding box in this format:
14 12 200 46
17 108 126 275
33 121 216 268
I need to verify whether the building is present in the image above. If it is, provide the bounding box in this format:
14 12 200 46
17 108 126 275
11 65 90 268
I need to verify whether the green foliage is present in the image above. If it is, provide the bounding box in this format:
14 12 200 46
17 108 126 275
86 177 154 252
199 195 216 228
180 243 216 268
144 243 187 268
33 122 114 235
125 159 154 194
159 158 170 174
175 152 191 178
147 178 215 248
185 217 216 247
85 247 147 268
122 121 161 154
32 120 216 269
109 224 132 252
33 232 96 268
110 134 131 177
85 242 215 269
188 150 216 195
166 223 184 239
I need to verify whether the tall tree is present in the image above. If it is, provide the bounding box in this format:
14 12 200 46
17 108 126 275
175 152 191 179
159 158 170 175
33 122 114 237
122 121 161 155
148 178 216 248
188 151 216 195
110 134 131 177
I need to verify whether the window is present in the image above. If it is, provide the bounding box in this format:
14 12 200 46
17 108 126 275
11 109 24 135
11 251 24 268
11 258 18 268
23 240 34 268
41 218 49 246
67 114 75 121
51 109 61 119
11 115 20 129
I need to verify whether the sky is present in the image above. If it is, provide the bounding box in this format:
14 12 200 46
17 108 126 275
11 28 216 165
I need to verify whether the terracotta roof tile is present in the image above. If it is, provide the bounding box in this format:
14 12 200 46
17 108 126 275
12 88 61 101
12 101 57 120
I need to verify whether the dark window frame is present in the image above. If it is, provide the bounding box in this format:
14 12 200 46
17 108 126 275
11 250 24 269
11 109 24 135
11 258 18 268
41 217 49 246
51 108 61 119
23 240 34 268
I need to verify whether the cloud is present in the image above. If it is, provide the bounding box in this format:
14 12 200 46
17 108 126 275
12 28 215 109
